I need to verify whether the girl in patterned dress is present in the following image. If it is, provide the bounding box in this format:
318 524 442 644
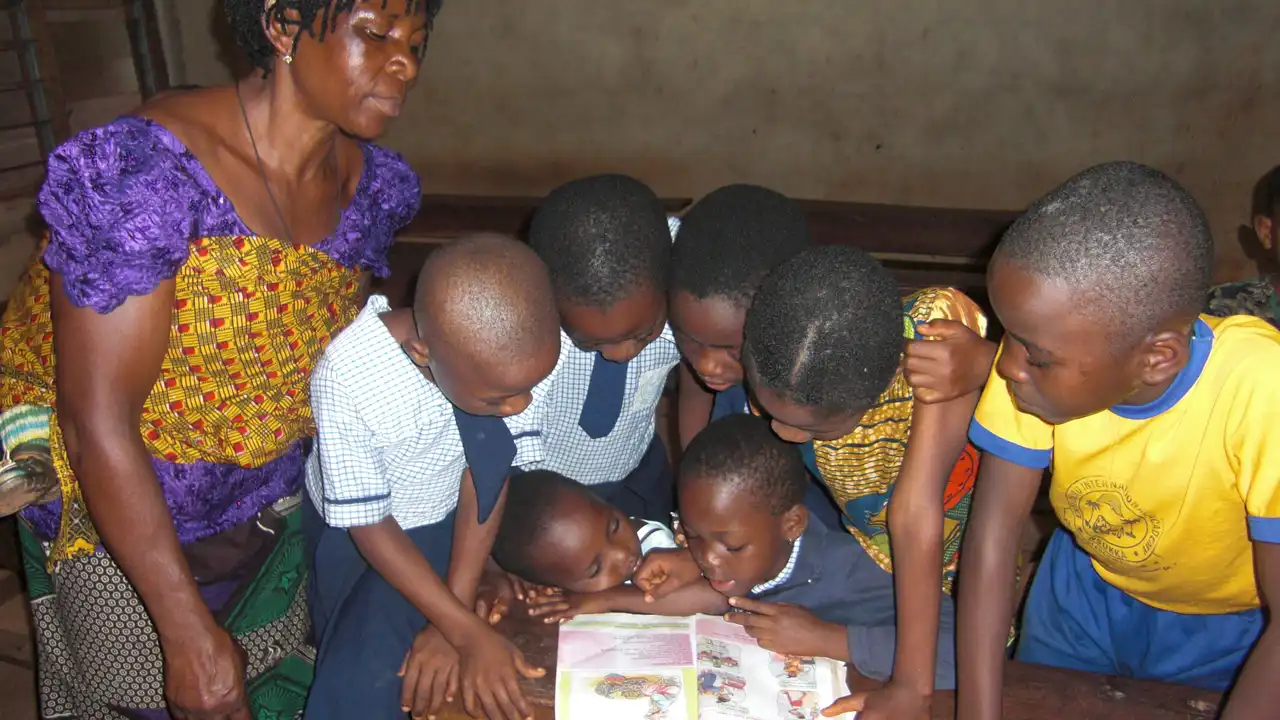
0 1 431 717
740 246 990 720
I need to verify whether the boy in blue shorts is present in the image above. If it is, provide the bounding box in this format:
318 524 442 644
305 234 564 720
525 174 682 520
959 162 1280 720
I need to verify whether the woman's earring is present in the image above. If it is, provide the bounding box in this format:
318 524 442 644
282 53 293 65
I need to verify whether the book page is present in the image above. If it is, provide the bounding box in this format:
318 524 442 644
555 614 853 720
555 614 699 720
692 616 852 720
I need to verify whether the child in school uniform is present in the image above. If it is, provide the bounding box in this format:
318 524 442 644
523 174 682 521
741 246 987 720
303 234 565 720
666 183 841 529
668 184 814 441
959 162 1280 720
679 415 956 700
488 469 728 620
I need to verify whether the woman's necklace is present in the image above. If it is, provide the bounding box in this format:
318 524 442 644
235 83 342 246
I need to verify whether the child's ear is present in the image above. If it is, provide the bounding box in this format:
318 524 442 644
402 338 431 369
781 503 809 542
1254 214 1274 252
1135 327 1190 389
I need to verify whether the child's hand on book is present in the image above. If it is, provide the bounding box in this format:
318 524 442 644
725 597 846 660
633 547 703 602
398 626 459 720
526 589 608 623
456 624 545 720
822 682 931 720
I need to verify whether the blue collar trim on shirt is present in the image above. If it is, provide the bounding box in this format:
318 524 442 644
1110 317 1213 421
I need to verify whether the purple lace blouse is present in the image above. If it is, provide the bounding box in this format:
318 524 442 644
21 116 421 544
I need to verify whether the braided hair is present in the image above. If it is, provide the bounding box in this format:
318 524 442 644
224 0 442 75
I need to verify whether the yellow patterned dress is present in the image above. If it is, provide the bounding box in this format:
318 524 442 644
797 287 987 594
0 116 420 719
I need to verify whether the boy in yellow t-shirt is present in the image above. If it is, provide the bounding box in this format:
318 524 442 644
958 161 1280 720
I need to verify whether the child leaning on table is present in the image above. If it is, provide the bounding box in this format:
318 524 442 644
485 469 728 621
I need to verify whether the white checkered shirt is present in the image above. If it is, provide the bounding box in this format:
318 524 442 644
305 295 562 530
751 535 804 595
521 217 683 483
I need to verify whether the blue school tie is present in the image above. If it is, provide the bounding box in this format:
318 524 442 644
452 408 517 524
578 354 629 439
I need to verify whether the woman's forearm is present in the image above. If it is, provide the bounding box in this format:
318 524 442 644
68 429 218 645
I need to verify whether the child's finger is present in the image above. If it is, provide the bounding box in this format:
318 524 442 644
445 664 458 704
727 596 774 614
399 657 421 714
527 600 570 616
822 691 867 716
426 664 451 718
514 649 547 679
409 666 436 719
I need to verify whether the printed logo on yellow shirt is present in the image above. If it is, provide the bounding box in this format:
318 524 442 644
1061 476 1164 565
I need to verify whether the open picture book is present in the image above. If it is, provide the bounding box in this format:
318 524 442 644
554 613 853 720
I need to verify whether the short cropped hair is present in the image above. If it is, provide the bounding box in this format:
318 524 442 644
670 184 813 307
679 414 808 515
994 161 1213 346
743 246 902 412
491 470 600 586
528 174 671 308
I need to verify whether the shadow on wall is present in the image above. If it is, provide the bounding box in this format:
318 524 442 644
208 1 252 80
1232 165 1280 280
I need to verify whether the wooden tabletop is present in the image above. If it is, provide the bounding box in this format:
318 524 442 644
435 601 1222 719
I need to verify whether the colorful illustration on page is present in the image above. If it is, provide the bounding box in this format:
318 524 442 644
695 638 741 670
777 689 822 720
593 673 683 720
769 653 817 688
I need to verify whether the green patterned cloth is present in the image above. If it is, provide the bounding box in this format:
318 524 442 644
1205 276 1280 328
19 493 314 719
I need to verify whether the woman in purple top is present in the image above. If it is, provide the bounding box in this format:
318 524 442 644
0 2 434 717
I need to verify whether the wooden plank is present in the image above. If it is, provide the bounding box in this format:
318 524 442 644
15 0 71 145
431 602 1222 720
401 195 1016 261
402 194 693 240
801 199 1018 259
849 663 1220 719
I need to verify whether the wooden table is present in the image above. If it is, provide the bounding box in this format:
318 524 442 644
434 602 1221 719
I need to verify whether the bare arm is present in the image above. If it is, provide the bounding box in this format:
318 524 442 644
956 454 1042 720
887 391 981 695
598 580 729 616
1220 542 1280 719
445 468 508 610
52 277 249 717
677 361 715 450
349 515 488 649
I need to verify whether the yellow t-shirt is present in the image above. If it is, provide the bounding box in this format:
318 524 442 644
970 315 1280 615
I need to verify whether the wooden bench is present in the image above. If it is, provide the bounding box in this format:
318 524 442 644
435 600 1221 720
378 194 1019 308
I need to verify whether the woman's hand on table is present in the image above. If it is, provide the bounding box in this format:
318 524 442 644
162 624 251 719
399 625 460 720
455 622 545 720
